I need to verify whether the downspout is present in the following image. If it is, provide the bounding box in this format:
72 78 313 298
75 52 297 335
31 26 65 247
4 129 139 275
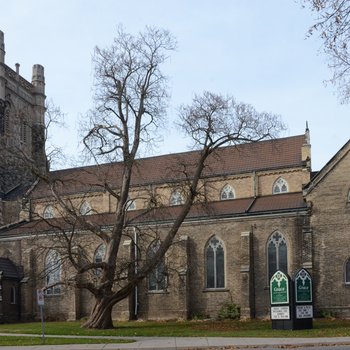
133 227 138 319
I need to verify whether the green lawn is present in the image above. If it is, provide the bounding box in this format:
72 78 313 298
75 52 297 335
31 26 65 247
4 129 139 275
0 319 350 341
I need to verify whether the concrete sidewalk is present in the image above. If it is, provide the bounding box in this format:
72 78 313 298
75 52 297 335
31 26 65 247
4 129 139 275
1 333 350 350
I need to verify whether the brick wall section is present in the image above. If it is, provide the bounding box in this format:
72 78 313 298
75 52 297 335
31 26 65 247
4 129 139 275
307 148 350 317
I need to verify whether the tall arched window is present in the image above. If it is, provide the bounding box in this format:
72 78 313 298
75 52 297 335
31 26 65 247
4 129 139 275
43 205 54 219
220 184 235 200
147 240 167 291
94 244 106 276
79 201 92 215
267 231 288 281
10 286 16 304
170 190 184 206
272 177 288 194
345 258 350 284
45 250 61 295
206 236 225 289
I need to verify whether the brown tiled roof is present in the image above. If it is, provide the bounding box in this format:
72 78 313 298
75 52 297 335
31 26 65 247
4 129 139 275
31 135 306 198
0 193 307 237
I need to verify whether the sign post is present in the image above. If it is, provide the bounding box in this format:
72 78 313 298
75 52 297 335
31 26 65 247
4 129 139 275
37 289 45 342
294 268 313 329
270 270 293 330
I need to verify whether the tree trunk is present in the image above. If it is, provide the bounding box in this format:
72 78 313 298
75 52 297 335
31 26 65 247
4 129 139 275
82 297 114 329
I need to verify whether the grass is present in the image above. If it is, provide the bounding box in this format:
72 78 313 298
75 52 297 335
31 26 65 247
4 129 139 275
0 336 132 346
0 318 350 342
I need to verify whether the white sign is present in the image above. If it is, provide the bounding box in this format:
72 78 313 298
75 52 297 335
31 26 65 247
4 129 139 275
296 305 313 319
271 306 290 320
37 289 44 306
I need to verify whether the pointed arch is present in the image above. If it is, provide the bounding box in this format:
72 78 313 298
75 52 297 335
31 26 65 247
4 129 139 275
79 200 92 215
45 250 61 295
220 184 235 200
272 177 289 194
169 189 184 206
267 231 288 281
147 240 167 291
205 235 225 289
344 258 350 284
43 205 55 219
94 244 106 276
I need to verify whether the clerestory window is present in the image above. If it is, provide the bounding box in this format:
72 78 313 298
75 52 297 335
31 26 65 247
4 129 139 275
220 184 235 200
273 177 288 194
43 205 54 219
170 190 184 206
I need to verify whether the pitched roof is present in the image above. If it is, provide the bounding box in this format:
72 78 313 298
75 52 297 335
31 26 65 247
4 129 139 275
0 258 23 279
304 138 350 195
31 135 306 198
0 192 307 238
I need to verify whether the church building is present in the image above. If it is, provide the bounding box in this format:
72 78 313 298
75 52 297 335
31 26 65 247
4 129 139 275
0 30 349 322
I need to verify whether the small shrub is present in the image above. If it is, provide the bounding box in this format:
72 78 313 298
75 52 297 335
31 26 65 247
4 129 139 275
217 301 240 320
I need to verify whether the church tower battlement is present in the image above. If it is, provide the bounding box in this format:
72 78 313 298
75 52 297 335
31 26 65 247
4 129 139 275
0 30 47 198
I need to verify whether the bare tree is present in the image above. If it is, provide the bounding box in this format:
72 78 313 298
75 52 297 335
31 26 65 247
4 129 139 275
302 0 350 102
30 27 285 329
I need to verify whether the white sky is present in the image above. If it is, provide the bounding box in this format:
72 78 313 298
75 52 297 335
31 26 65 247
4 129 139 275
1 0 349 171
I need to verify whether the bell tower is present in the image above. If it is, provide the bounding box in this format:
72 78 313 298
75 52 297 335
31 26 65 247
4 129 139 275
0 30 47 198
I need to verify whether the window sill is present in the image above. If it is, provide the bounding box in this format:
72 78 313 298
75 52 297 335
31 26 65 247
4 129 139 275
202 288 229 293
147 290 169 295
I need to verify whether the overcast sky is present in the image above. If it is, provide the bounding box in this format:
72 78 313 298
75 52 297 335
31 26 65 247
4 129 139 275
1 0 349 171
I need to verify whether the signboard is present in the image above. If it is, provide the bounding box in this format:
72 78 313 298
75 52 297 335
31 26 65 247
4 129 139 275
271 306 290 320
296 305 313 319
270 271 289 305
37 289 44 306
295 269 312 303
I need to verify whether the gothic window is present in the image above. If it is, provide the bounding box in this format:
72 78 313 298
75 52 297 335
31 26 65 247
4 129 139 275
94 244 106 276
345 259 350 284
267 231 288 281
272 177 289 194
45 250 61 295
170 190 184 206
43 205 54 219
20 119 27 144
10 286 16 304
220 184 235 200
206 236 225 289
126 198 136 211
147 240 167 291
79 201 92 215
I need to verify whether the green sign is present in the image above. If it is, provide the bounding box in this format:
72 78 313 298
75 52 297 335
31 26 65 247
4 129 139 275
270 270 289 305
295 269 312 303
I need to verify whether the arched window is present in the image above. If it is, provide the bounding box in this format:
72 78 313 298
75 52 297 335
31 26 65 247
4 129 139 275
220 184 235 200
45 250 61 295
94 244 106 276
170 190 184 206
345 258 350 284
126 198 136 211
273 177 289 194
147 240 167 291
43 205 54 219
79 201 92 215
267 231 288 281
10 286 16 304
347 189 350 202
206 236 225 289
